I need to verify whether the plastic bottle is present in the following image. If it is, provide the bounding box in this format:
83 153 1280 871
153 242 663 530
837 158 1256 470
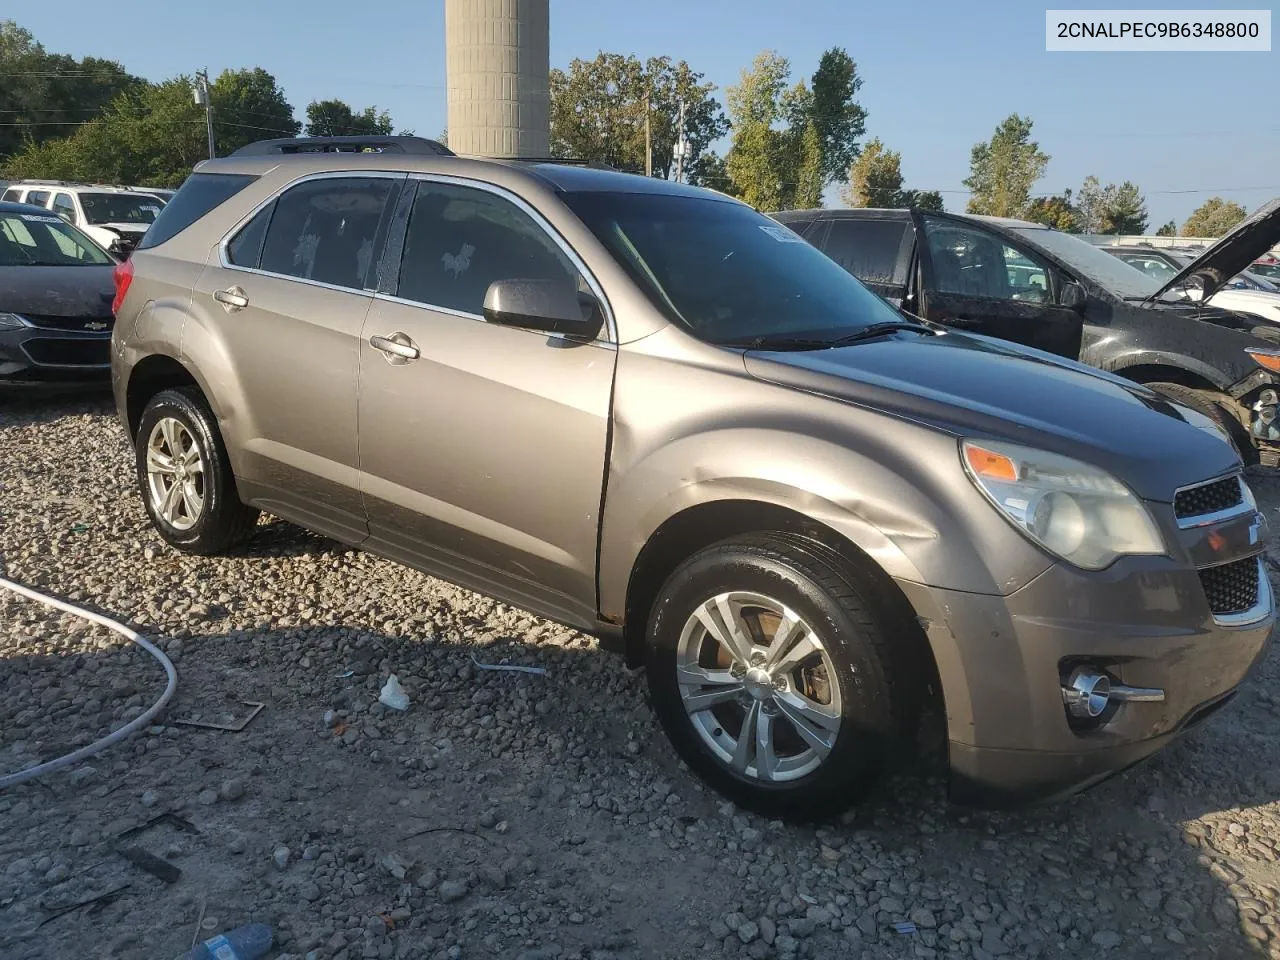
181 923 274 960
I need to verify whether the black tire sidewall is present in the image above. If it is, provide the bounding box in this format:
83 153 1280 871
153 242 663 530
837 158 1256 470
134 389 242 552
1147 381 1254 462
645 539 899 819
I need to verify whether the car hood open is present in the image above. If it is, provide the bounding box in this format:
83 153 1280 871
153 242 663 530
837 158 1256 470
744 330 1240 501
1150 197 1280 302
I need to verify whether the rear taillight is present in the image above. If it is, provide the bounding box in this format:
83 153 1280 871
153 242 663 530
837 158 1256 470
111 258 134 316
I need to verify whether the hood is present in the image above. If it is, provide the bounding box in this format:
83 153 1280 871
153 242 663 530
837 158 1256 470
744 331 1240 501
1150 196 1280 301
1 264 116 318
1209 287 1280 323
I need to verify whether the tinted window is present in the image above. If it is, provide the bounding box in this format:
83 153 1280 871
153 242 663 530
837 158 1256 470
0 210 113 266
226 203 273 269
1115 253 1179 283
563 191 907 345
137 173 257 250
80 192 163 225
396 181 582 315
259 177 394 290
27 191 50 207
52 193 76 220
823 218 910 284
2 188 22 202
923 218 1049 303
1007 225 1161 300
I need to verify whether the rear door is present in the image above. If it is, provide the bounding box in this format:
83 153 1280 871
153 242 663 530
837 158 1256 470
190 172 404 543
819 215 915 308
913 213 1084 359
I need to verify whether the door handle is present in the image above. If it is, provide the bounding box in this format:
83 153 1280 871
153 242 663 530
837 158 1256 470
370 333 420 361
213 287 249 310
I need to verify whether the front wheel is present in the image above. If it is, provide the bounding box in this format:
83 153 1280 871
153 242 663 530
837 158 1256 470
645 534 913 821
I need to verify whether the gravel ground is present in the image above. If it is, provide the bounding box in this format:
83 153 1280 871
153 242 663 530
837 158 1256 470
2 394 1280 960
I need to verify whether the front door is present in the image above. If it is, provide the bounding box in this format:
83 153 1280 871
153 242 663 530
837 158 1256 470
356 177 615 627
190 173 403 543
914 214 1084 359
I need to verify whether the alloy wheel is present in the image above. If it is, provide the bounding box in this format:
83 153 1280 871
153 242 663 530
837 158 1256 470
145 416 206 532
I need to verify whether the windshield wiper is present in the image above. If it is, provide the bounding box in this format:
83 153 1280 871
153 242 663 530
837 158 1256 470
724 321 933 351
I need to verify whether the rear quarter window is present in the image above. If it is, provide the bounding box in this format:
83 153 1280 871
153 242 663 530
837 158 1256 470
823 218 913 284
136 173 258 250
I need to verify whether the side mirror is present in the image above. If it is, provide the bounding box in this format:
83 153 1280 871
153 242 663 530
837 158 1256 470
482 279 604 340
1059 280 1087 311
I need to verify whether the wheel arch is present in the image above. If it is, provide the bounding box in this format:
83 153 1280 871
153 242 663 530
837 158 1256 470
1107 353 1232 392
124 353 204 442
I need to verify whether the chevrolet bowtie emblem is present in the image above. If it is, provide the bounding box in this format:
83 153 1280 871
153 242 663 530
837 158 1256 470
84 321 109 331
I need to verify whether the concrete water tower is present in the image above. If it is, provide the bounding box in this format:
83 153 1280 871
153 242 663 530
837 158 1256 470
445 0 550 158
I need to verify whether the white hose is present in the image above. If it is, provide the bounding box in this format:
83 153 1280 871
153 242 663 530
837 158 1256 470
0 574 178 790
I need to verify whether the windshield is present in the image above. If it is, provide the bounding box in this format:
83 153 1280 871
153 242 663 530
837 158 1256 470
1009 226 1164 300
0 210 113 266
80 193 163 225
561 191 908 345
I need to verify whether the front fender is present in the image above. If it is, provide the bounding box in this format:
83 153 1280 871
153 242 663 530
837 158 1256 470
1104 349 1233 391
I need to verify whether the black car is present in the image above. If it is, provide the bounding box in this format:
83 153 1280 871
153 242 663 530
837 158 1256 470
0 200 118 388
774 200 1280 466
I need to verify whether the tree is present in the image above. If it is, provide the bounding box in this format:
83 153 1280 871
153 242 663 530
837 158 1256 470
1183 197 1248 237
963 114 1049 218
1155 220 1177 237
842 138 902 207
305 99 394 137
902 189 944 211
1073 175 1108 233
0 20 145 161
1026 190 1078 231
1101 181 1148 234
211 67 300 154
792 123 823 209
807 48 867 184
549 53 728 179
724 51 792 209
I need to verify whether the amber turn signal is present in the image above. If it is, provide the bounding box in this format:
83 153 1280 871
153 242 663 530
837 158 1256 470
964 444 1018 482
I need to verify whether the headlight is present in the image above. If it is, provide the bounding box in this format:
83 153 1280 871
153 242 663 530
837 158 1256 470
1247 347 1280 372
0 312 30 330
961 439 1165 570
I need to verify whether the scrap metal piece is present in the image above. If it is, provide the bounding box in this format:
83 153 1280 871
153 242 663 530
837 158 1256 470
117 812 200 840
115 846 182 884
36 884 131 929
174 701 265 732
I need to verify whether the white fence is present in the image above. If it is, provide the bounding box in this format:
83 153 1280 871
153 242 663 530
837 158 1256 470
1082 233 1280 258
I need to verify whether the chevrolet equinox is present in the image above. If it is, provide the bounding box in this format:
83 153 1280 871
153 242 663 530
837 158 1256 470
110 136 1276 818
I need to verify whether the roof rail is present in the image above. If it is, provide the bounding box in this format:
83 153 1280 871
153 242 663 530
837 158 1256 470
501 156 618 171
229 135 454 157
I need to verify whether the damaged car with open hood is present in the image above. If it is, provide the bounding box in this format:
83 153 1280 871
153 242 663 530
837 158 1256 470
775 198 1280 467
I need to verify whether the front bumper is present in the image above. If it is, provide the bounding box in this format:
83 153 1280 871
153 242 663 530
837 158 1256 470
0 324 112 385
898 494 1275 808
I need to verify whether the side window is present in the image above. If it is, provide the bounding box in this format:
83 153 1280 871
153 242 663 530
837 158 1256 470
922 218 1048 303
395 181 584 317
1119 254 1178 283
226 203 274 269
823 218 911 284
52 193 76 221
1 188 22 202
259 177 395 290
27 190 51 207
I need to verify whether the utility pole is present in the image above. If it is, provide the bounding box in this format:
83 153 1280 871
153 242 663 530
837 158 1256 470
673 99 687 183
193 68 215 160
643 91 653 177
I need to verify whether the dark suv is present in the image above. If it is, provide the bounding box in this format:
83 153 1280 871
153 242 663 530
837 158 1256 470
774 204 1280 466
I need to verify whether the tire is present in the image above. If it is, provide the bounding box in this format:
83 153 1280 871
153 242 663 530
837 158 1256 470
1146 381 1254 463
645 533 914 821
134 387 259 554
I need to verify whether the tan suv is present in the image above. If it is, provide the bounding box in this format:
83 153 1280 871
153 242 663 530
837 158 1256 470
110 136 1275 818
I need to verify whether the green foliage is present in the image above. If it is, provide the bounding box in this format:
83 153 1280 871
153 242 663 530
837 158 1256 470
549 53 728 179
1183 197 1247 237
841 138 941 211
0 20 146 161
211 67 300 153
792 124 823 210
808 48 867 184
1102 181 1148 234
1155 220 1178 237
1025 191 1078 231
1074 175 1108 233
963 114 1049 218
305 100 394 137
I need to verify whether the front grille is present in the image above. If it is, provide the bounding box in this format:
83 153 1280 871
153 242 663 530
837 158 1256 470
1174 476 1243 520
1199 557 1260 616
23 314 114 332
21 338 110 367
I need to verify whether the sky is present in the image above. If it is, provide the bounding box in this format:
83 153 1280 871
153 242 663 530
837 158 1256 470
7 0 1278 228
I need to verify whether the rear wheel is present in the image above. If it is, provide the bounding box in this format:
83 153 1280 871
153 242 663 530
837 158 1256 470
645 533 912 821
1146 381 1254 462
135 387 259 554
